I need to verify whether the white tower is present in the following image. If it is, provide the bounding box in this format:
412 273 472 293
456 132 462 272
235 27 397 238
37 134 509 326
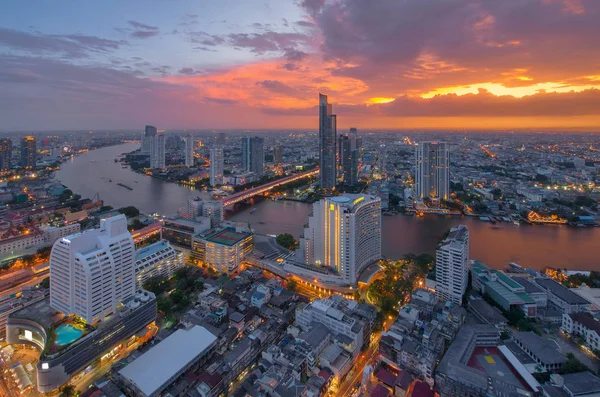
150 133 166 169
435 225 469 304
185 134 194 167
49 215 136 324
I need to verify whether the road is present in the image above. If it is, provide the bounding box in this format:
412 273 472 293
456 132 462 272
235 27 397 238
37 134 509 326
0 270 49 300
336 334 381 397
553 332 600 373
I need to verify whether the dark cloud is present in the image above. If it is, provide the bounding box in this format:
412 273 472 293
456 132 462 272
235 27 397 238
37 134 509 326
188 31 226 46
284 48 308 62
256 80 299 96
203 97 237 105
126 21 160 39
279 62 301 71
128 21 159 31
131 30 160 39
295 20 315 28
0 28 124 58
178 67 201 75
227 31 309 53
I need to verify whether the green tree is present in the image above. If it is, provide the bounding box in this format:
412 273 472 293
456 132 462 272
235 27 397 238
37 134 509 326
40 277 50 289
560 353 589 374
118 206 140 218
276 233 296 250
287 279 297 292
60 384 76 397
143 275 168 295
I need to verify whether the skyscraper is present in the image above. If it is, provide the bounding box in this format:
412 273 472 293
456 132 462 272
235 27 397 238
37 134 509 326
186 197 223 227
210 147 224 186
184 134 194 167
49 215 136 324
319 94 337 190
241 136 264 176
436 225 469 305
0 138 12 171
216 132 226 146
20 136 36 169
273 145 283 164
338 129 359 187
150 133 166 169
300 194 381 284
415 141 449 201
142 125 157 154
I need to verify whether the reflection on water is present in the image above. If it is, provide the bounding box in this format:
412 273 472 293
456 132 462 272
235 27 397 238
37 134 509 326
57 144 600 271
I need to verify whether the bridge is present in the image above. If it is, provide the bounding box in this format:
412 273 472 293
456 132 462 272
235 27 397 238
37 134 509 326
222 169 319 207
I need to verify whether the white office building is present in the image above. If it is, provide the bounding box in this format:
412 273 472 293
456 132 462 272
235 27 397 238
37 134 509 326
415 141 449 201
184 134 194 167
135 240 184 288
186 197 223 228
436 225 469 304
210 147 224 186
300 194 381 285
150 133 166 169
49 215 136 324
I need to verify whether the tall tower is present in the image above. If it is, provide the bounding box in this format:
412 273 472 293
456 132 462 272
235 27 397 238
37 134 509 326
319 94 337 191
0 138 12 171
150 133 166 169
435 225 469 304
184 134 194 167
415 141 449 201
241 136 264 176
301 194 381 285
210 147 224 186
338 129 359 187
142 125 157 154
20 136 36 169
49 215 136 324
273 145 283 164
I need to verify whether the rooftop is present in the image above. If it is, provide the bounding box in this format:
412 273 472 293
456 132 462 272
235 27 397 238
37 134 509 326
568 312 600 334
534 278 590 305
204 228 251 246
118 326 217 397
135 240 173 261
511 277 543 294
512 332 567 365
561 371 600 395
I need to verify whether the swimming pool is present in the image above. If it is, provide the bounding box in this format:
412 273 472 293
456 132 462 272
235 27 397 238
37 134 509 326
54 324 83 346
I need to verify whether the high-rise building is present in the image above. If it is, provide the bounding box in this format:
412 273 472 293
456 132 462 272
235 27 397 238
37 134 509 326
184 134 194 167
436 225 469 305
150 133 166 169
20 136 36 169
142 125 157 154
0 138 12 171
300 194 381 284
273 145 283 164
241 136 264 176
210 147 224 186
415 141 449 201
338 131 359 187
216 132 226 146
319 93 337 191
135 240 184 288
49 215 136 324
186 197 223 227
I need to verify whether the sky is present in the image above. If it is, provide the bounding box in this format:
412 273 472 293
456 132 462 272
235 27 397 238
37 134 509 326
1 0 600 131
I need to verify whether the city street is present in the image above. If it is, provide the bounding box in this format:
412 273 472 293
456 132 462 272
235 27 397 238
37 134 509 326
335 334 381 397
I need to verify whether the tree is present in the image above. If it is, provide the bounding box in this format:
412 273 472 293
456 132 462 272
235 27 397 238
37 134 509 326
287 279 297 292
40 277 50 289
157 297 173 314
60 385 76 397
276 233 296 250
143 275 168 295
118 206 140 218
560 353 589 374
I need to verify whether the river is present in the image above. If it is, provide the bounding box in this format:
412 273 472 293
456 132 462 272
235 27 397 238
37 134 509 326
55 143 600 271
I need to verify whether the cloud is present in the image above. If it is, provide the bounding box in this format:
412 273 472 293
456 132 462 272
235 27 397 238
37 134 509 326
227 31 309 53
126 20 160 39
128 21 159 31
203 97 237 105
131 30 160 39
256 80 299 96
178 67 201 75
284 48 308 62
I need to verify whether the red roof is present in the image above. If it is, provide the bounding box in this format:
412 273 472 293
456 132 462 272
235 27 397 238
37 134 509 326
411 381 434 397
394 370 413 390
375 368 397 387
197 371 222 388
371 384 391 397
318 368 333 382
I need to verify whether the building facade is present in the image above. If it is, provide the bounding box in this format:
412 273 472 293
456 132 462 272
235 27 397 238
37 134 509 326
184 134 194 167
338 132 359 187
300 194 381 285
49 215 136 324
150 133 166 169
241 136 264 176
135 240 184 288
141 125 157 154
210 147 224 186
273 145 283 164
319 93 337 190
192 227 253 274
0 138 12 170
415 141 449 201
436 225 469 304
20 136 37 169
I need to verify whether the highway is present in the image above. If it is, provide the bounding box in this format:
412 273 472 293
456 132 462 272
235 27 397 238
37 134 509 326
0 270 48 300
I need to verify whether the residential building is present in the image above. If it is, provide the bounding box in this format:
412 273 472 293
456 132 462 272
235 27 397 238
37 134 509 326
534 278 590 314
135 240 184 288
562 312 600 352
184 134 194 167
210 147 224 186
0 223 80 256
20 136 36 169
141 125 157 154
436 225 469 304
150 133 166 169
192 227 253 274
299 194 381 285
216 132 226 146
186 197 223 228
273 145 283 164
338 131 359 187
161 217 211 250
49 215 135 324
0 138 12 170
319 93 337 190
415 141 449 201
241 136 264 176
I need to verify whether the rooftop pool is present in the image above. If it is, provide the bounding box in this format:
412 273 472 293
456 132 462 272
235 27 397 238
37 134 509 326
54 324 83 346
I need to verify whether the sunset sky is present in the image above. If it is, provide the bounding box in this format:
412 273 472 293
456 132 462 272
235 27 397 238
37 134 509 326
1 0 600 131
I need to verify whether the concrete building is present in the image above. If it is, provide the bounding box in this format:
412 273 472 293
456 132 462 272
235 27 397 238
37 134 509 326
0 223 80 256
318 93 337 190
210 147 224 186
338 131 359 187
534 278 590 314
150 133 166 169
511 332 567 372
141 125 157 154
562 312 600 352
186 197 223 228
161 217 211 250
184 134 194 167
20 136 37 169
299 194 381 285
273 145 283 164
415 141 449 201
436 225 469 304
135 240 184 288
0 138 12 170
192 227 253 274
49 215 135 324
241 136 264 176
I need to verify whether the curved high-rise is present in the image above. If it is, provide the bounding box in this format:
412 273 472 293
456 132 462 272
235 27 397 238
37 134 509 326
301 194 381 285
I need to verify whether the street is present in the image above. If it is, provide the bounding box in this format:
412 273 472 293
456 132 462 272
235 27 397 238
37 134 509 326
335 334 381 397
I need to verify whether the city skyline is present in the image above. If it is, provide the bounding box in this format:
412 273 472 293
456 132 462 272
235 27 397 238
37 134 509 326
1 1 600 131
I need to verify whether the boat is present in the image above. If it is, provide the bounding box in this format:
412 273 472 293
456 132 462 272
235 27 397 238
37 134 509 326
479 216 490 222
117 183 133 191
249 208 256 214
109 179 112 182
